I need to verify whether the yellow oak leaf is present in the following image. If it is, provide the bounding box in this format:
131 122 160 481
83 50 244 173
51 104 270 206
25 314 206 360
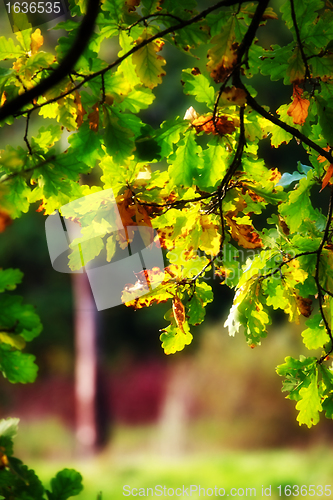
206 17 238 83
132 30 166 89
220 86 247 106
31 28 43 55
225 214 263 249
198 214 221 255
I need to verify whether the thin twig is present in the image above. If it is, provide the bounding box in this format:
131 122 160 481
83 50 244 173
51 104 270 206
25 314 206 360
289 0 311 81
101 73 106 104
126 12 184 32
316 189 333 362
190 106 246 283
24 112 32 155
239 81 333 163
259 250 318 280
0 0 100 122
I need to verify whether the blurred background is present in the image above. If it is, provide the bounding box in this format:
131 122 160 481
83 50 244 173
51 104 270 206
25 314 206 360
1 1 333 499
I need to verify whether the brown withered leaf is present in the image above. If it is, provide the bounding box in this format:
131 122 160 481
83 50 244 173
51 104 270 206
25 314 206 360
172 295 186 333
74 91 86 128
122 267 172 309
192 114 239 136
278 215 290 236
317 145 331 164
88 103 99 131
325 243 333 252
116 189 153 249
268 168 282 184
320 164 333 192
125 0 140 11
191 67 201 76
296 295 312 317
220 86 247 106
0 210 12 232
214 266 226 282
287 84 310 125
225 214 263 249
207 41 239 84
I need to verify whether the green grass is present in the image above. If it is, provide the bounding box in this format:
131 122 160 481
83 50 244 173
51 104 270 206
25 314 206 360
30 441 333 500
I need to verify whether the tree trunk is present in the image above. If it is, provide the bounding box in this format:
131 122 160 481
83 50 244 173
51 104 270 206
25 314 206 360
72 272 98 456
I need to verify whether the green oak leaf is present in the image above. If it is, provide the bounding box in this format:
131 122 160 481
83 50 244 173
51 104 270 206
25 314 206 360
168 129 204 188
160 322 193 355
301 314 330 350
182 68 215 109
0 348 38 383
296 369 322 428
0 269 23 293
48 469 83 500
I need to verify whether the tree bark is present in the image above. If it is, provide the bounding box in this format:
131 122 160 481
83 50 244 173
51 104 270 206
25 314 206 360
72 272 98 456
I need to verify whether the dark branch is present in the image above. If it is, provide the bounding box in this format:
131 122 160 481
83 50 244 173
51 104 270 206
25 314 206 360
1 0 258 121
24 112 32 156
236 0 270 64
0 156 56 184
239 81 333 163
126 12 184 31
316 189 333 362
0 0 100 122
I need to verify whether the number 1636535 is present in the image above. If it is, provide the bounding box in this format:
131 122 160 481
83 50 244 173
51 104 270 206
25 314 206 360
277 485 331 496
6 2 62 14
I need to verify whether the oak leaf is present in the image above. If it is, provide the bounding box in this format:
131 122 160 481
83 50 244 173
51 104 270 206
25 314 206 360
132 31 166 89
184 106 199 122
317 145 331 164
172 295 186 333
320 164 333 192
207 16 238 84
220 86 247 106
125 0 140 11
88 103 99 131
296 295 312 318
74 91 86 128
116 189 153 248
225 214 263 249
287 85 310 125
192 114 238 136
30 29 43 55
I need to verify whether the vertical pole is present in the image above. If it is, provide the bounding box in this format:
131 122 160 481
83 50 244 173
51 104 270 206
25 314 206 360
72 272 97 455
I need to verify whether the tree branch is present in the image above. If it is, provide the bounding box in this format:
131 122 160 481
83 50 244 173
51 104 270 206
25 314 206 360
0 156 56 184
0 0 100 122
0 0 258 121
239 81 333 163
316 189 333 362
